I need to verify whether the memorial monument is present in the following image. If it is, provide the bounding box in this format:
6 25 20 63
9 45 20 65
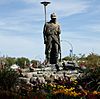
43 13 61 63
41 1 61 71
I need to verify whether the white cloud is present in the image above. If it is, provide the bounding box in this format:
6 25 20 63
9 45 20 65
13 0 90 21
87 24 100 32
0 0 90 23
47 0 90 18
61 35 100 57
0 35 44 59
0 16 43 37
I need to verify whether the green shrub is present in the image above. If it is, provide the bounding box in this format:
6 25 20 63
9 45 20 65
0 67 19 90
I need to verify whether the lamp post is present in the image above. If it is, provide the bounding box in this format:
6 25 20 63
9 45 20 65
61 40 74 61
41 1 51 23
41 1 51 62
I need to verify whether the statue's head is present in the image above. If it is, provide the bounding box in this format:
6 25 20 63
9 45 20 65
51 13 57 19
50 13 57 23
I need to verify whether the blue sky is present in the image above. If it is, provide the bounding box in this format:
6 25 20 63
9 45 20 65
0 0 100 61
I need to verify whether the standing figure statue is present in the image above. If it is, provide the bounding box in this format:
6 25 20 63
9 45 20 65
43 13 61 70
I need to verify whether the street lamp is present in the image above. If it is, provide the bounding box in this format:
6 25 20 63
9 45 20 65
41 1 51 62
41 1 51 23
61 40 74 61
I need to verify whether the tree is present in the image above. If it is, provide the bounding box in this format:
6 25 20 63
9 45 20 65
5 57 16 67
63 53 100 68
16 57 30 68
62 56 72 61
85 53 100 68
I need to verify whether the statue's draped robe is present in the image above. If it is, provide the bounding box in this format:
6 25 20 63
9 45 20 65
43 21 61 64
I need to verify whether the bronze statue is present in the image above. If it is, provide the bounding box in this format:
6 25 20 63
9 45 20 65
43 13 61 69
